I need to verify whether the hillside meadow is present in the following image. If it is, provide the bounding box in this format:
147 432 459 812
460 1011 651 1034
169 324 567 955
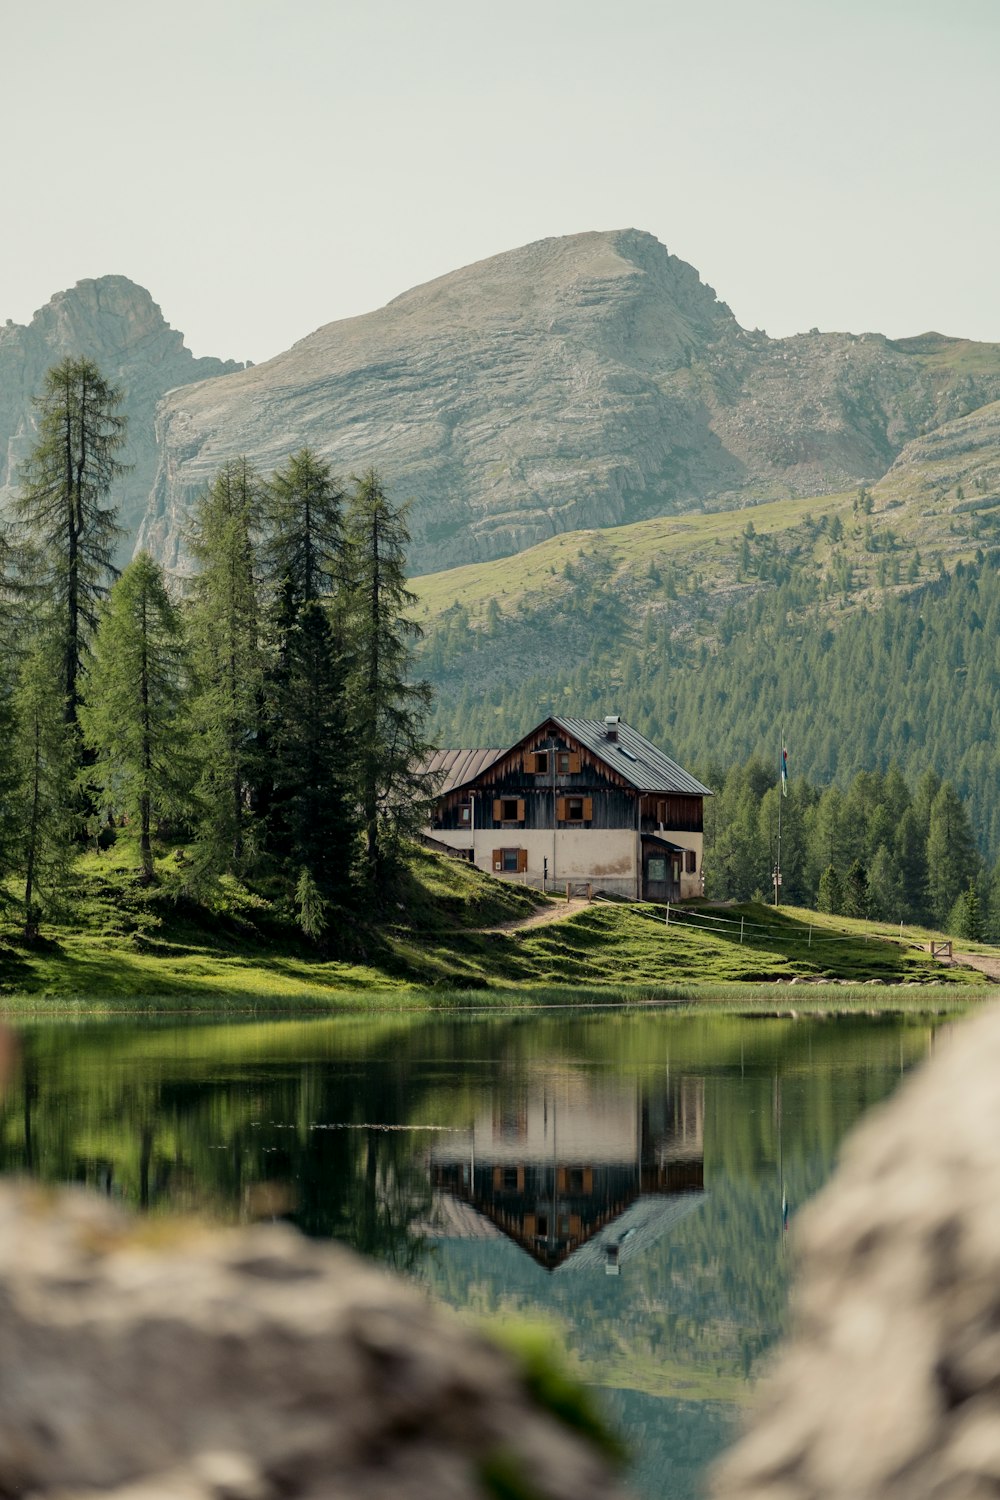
0 838 990 1017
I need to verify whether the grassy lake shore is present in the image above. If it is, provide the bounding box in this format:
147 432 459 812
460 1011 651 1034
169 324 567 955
1 840 994 1018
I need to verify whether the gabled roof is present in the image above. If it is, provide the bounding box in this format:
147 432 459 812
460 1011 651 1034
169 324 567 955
424 747 504 795
424 718 712 799
553 717 712 797
554 1191 706 1274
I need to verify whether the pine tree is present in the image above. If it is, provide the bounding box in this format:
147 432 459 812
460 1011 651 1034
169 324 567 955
187 459 264 875
344 468 433 897
843 858 872 919
260 450 357 904
12 637 76 937
269 597 357 908
263 448 344 612
15 358 127 733
79 554 192 883
926 782 980 925
818 864 844 915
948 882 983 941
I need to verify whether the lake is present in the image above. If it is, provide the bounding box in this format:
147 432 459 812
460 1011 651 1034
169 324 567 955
0 1010 945 1498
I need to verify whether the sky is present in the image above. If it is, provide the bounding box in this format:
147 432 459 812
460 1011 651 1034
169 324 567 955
3 0 998 365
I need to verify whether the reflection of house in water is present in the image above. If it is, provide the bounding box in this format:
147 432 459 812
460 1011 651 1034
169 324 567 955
428 1070 705 1272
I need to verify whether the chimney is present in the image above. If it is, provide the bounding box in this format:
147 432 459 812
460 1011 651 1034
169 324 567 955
604 714 620 742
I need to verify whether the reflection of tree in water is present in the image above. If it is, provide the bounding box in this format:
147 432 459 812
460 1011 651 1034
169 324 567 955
0 1028 436 1270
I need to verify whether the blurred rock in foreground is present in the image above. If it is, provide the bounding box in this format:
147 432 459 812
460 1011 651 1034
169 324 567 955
0 1182 627 1500
713 1007 1000 1500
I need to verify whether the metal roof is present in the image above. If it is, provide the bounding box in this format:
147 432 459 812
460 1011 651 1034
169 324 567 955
553 717 713 796
554 1192 707 1274
423 747 505 796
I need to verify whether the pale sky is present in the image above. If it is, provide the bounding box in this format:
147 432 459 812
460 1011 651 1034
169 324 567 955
3 0 998 364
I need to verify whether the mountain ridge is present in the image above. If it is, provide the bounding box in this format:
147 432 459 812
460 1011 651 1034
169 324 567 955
0 275 243 554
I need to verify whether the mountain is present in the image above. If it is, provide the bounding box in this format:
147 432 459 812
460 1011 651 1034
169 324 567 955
136 230 1000 575
0 276 242 554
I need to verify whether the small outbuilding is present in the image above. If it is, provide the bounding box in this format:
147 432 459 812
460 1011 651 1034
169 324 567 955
424 714 711 902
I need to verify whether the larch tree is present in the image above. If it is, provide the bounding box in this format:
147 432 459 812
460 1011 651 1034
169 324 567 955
187 458 264 875
79 554 192 883
15 358 127 734
344 468 433 898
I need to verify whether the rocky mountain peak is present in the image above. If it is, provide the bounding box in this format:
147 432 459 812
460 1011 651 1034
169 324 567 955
0 276 242 552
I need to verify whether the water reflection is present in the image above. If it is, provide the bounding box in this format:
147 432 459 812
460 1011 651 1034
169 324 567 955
429 1072 705 1272
0 1012 946 1500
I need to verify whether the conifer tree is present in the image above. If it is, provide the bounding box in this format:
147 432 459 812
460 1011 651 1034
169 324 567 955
263 448 344 612
15 358 127 732
817 864 844 915
79 554 192 883
12 637 76 937
344 468 432 897
269 596 357 911
926 782 980 924
187 458 264 874
260 449 357 906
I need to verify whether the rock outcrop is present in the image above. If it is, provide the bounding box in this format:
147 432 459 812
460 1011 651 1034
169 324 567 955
0 277 242 557
136 231 1000 574
712 1005 1000 1500
0 1180 627 1500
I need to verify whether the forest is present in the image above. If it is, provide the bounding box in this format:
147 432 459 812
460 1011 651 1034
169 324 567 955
421 541 1000 936
0 355 994 954
0 358 432 942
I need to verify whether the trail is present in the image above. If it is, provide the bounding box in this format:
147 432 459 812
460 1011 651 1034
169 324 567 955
474 897 592 934
945 950 1000 981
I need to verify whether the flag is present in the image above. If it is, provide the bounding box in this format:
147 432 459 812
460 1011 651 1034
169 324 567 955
781 746 788 797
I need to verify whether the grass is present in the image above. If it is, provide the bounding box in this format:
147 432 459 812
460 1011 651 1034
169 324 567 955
0 838 993 1016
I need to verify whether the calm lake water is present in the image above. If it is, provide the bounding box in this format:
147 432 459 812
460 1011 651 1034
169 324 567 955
0 1011 945 1498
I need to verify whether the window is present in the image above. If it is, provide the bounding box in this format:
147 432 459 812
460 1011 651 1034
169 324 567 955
685 850 696 874
459 802 472 825
492 848 528 873
556 795 592 823
524 750 549 773
555 750 581 774
493 797 525 823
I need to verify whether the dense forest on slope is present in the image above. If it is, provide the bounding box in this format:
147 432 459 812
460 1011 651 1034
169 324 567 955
421 551 1000 861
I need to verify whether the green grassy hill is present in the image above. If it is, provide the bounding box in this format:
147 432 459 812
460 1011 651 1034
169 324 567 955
0 841 989 1012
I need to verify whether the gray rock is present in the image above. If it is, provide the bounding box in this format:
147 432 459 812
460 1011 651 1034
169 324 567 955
0 1180 626 1500
0 277 242 559
711 1007 1000 1500
136 231 1000 575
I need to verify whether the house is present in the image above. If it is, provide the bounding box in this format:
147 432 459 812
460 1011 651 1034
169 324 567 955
424 714 711 902
426 1070 705 1273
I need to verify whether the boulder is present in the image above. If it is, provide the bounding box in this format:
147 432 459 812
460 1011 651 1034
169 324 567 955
712 1008 1000 1500
0 1181 627 1500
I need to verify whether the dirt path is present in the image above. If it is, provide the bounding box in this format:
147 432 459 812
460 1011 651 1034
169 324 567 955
948 951 1000 981
474 897 592 934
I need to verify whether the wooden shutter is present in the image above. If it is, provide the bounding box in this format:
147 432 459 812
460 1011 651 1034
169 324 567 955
516 798 525 822
568 752 581 773
492 798 503 822
493 1166 503 1190
556 797 567 822
516 848 528 873
582 797 593 822
492 849 503 871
